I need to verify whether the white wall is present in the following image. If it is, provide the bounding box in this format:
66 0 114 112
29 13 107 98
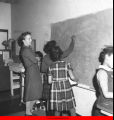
0 2 11 49
73 86 96 116
0 2 11 38
11 0 113 54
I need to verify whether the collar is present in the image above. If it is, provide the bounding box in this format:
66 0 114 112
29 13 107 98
99 65 113 72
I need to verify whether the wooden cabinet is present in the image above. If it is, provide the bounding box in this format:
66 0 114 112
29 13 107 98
0 49 10 91
0 66 10 91
0 49 10 66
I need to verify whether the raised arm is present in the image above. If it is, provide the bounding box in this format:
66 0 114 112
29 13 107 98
61 35 76 59
97 70 113 98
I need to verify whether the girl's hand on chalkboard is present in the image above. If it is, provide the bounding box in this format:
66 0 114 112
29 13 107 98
71 35 76 41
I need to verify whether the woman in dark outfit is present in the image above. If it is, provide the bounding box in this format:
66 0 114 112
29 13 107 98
18 32 43 116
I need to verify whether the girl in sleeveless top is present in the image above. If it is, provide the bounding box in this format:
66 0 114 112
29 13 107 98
93 46 113 116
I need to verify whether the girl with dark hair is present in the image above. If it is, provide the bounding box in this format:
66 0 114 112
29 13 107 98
48 46 77 116
41 36 76 73
93 46 113 116
18 32 43 116
43 40 56 55
41 36 76 107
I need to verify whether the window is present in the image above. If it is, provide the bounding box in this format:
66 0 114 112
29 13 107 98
0 29 8 50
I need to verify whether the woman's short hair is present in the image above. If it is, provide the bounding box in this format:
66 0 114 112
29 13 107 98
18 32 31 47
99 46 113 64
35 51 43 58
49 46 63 62
43 40 56 54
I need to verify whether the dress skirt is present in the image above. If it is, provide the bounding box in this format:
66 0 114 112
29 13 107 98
50 80 76 112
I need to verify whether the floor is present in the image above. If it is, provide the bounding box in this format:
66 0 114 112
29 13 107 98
0 89 25 116
0 89 54 116
0 90 78 116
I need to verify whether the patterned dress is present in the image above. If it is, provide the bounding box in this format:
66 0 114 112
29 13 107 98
48 61 76 112
41 39 75 101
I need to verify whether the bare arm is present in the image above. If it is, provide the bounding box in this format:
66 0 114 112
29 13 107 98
68 69 79 84
48 67 52 84
97 70 113 98
68 69 75 80
61 35 76 59
48 75 52 84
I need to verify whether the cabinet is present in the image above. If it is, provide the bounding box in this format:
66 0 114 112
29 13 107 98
0 49 10 91
0 66 10 91
0 49 10 66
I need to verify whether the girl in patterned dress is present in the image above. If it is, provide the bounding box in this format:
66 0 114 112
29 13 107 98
41 36 76 102
48 46 77 116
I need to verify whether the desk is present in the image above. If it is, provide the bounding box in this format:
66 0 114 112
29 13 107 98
101 110 113 116
0 66 10 91
97 100 113 116
9 62 25 102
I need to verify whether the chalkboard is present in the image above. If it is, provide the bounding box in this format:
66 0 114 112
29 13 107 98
51 9 113 89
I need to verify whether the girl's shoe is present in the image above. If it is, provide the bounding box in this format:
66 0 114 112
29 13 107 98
25 114 33 116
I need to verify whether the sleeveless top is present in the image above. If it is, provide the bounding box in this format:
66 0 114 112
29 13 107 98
96 66 113 112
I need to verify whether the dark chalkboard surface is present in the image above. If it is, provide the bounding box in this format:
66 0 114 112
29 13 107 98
51 9 113 89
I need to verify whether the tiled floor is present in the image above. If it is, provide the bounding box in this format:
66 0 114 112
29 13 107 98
7 111 25 116
0 90 25 116
0 90 77 116
0 90 52 116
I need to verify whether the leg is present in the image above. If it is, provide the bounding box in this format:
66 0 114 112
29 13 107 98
20 74 25 103
70 108 76 116
26 101 32 115
55 111 61 116
92 102 105 116
92 107 105 116
62 111 69 116
30 100 37 113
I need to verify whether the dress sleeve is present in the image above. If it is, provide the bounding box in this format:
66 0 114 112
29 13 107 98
61 38 75 59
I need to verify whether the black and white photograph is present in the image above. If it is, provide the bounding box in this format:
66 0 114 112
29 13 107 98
0 0 113 117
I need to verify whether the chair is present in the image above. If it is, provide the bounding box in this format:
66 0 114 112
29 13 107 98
10 70 20 96
9 63 25 98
